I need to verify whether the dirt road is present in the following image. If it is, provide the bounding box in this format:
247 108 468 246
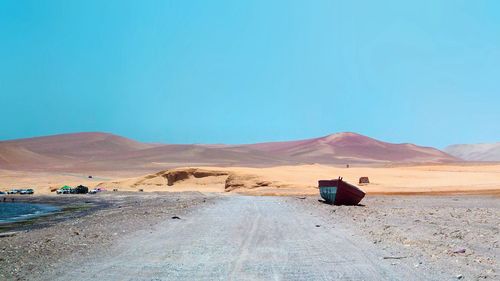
33 196 444 281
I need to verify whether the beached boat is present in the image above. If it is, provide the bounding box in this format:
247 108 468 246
318 177 365 205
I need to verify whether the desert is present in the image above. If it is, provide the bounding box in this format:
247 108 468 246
2 2 500 279
2 163 500 196
1 132 499 280
1 194 498 280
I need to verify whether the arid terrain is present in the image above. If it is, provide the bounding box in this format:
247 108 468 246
1 193 497 280
1 132 499 280
0 132 458 172
2 163 499 196
3 132 497 196
445 142 500 161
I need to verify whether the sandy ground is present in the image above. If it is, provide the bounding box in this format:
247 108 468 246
2 163 499 195
1 194 498 280
212 163 500 195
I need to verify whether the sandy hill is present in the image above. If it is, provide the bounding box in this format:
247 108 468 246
0 132 158 170
84 144 293 170
445 143 500 161
240 132 457 163
0 132 457 171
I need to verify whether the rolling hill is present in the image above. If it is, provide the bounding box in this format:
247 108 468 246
445 143 500 161
0 132 458 171
242 132 457 163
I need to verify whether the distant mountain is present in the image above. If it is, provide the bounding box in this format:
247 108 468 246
0 132 159 170
241 132 457 163
445 143 500 161
0 132 457 171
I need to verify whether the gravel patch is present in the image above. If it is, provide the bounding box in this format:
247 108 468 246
0 192 217 281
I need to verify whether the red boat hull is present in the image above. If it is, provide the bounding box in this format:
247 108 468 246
318 179 365 205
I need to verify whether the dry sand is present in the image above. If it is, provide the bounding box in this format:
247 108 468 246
4 163 497 196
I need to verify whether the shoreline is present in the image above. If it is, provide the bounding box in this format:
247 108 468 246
0 192 216 281
0 195 111 234
0 202 59 226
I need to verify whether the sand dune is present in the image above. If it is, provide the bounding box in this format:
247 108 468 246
0 132 158 170
242 132 457 163
0 132 458 172
2 132 495 196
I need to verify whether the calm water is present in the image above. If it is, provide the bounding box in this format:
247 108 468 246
0 202 59 224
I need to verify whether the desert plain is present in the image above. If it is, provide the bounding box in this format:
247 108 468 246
1 162 499 196
1 133 499 280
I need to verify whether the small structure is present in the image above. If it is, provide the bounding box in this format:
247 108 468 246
318 177 365 205
56 185 73 194
359 177 370 184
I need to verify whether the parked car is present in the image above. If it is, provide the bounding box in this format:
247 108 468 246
71 185 89 194
19 189 34 195
7 189 20 194
89 187 106 194
20 189 34 195
56 185 73 194
0 191 6 195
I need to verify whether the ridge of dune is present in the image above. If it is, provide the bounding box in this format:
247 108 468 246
241 132 457 163
0 131 458 171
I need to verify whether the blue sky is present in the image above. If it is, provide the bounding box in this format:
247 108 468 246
1 0 499 148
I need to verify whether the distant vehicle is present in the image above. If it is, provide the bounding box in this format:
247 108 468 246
7 189 20 194
89 187 105 194
19 189 34 195
71 185 89 194
56 185 73 194
0 191 6 195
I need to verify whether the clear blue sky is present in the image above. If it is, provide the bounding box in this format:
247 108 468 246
1 0 499 148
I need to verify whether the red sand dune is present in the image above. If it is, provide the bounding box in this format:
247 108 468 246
0 132 458 171
242 132 457 163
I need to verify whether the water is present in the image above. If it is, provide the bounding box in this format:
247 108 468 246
0 202 59 224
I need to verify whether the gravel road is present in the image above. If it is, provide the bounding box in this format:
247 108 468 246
38 196 437 281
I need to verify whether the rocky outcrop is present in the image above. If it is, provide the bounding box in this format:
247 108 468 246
97 167 278 193
163 168 229 186
224 174 273 192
